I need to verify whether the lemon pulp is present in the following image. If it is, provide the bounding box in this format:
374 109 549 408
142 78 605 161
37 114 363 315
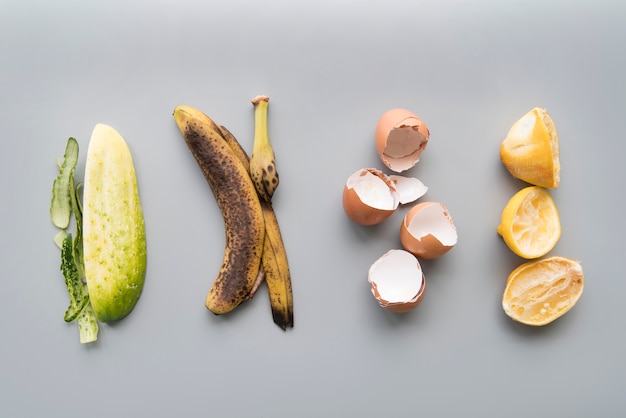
498 186 561 259
502 256 583 326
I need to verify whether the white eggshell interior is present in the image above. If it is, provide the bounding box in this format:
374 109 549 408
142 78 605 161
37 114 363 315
368 249 423 303
347 170 398 210
407 204 458 245
390 175 428 204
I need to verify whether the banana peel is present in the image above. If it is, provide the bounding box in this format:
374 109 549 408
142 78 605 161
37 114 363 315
174 104 293 330
258 201 293 329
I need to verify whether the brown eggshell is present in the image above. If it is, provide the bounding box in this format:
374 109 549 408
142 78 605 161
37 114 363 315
342 184 395 226
400 202 457 259
342 168 399 226
375 108 430 173
375 275 426 313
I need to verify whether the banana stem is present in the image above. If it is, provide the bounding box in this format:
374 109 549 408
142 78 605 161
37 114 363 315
250 95 279 202
252 95 270 152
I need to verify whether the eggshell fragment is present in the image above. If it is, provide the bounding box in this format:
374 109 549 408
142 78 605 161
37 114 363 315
368 249 426 313
342 168 399 225
375 109 430 173
389 175 428 204
400 202 457 259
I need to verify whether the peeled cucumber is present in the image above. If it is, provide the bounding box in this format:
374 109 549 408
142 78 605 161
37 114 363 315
82 123 147 322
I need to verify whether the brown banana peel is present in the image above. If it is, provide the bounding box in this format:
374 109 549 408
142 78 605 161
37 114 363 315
174 104 293 329
173 105 264 315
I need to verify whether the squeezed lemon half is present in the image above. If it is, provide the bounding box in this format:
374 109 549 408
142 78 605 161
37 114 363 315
502 256 584 326
498 186 561 259
500 107 560 189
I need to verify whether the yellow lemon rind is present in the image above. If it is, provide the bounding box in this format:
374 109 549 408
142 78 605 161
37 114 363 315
502 256 584 326
500 107 560 189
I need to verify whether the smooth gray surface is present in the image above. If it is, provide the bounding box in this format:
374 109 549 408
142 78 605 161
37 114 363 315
2 1 625 417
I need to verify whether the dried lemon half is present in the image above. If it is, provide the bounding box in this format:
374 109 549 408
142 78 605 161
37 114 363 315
502 256 584 326
500 107 560 189
498 186 561 259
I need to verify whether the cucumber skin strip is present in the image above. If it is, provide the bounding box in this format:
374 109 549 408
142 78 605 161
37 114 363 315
77 305 98 344
60 233 89 322
52 138 99 343
60 219 98 343
71 181 85 279
50 138 79 229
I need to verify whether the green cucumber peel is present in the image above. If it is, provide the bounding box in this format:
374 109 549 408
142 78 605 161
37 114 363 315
60 233 89 322
51 126 146 341
70 181 85 278
51 137 99 344
77 305 98 344
50 138 79 229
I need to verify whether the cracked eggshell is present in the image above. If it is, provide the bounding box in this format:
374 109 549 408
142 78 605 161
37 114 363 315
400 202 458 259
389 175 428 204
368 249 426 313
375 108 430 173
342 168 400 225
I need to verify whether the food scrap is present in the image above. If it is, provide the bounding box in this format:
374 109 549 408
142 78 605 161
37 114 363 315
343 108 456 313
368 249 426 313
502 256 584 326
82 124 147 323
498 107 583 326
500 107 560 189
375 108 430 172
173 97 293 331
400 202 457 260
50 125 146 344
497 186 561 259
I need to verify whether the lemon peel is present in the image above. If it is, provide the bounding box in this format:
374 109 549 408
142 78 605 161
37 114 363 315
500 107 560 189
502 256 584 326
498 186 561 259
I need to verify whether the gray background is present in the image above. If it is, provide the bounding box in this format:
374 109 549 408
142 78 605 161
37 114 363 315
2 0 625 417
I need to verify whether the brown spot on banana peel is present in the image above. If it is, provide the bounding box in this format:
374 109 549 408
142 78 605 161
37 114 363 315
173 106 264 315
248 267 266 300
219 125 250 173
